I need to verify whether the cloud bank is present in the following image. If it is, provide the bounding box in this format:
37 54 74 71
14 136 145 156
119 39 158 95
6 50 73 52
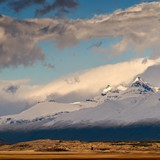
0 2 160 68
26 58 159 101
0 57 159 115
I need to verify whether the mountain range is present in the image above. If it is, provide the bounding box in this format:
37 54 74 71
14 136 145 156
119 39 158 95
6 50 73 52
1 75 160 143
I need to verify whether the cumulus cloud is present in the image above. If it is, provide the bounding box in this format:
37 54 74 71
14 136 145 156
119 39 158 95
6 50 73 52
32 2 160 57
0 16 45 68
0 2 160 68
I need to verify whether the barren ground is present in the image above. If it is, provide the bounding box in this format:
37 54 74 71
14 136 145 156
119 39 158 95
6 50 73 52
1 140 160 159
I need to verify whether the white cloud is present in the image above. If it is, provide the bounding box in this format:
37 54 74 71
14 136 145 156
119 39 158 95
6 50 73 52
25 58 159 101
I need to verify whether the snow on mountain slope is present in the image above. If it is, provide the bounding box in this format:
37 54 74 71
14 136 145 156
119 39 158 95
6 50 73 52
1 77 160 130
6 102 82 121
46 92 160 128
0 99 98 126
131 77 155 92
101 85 112 96
42 78 160 128
118 77 156 99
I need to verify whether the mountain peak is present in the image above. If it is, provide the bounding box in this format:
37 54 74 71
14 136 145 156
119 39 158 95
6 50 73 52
131 77 154 93
132 76 146 84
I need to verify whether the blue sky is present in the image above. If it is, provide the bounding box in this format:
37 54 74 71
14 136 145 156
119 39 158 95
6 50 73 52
0 0 156 19
0 0 156 84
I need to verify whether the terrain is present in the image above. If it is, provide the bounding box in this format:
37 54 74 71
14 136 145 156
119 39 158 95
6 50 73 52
1 139 160 159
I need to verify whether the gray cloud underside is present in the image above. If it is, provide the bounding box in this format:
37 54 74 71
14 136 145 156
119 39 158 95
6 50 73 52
0 0 78 16
0 16 45 68
44 63 55 69
36 0 78 16
0 2 160 68
8 0 46 13
5 85 19 94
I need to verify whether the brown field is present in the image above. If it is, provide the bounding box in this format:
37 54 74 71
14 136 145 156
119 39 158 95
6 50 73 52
1 140 160 159
1 152 160 160
0 152 160 160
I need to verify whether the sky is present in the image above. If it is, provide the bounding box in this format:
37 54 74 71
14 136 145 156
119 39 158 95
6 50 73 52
0 0 159 84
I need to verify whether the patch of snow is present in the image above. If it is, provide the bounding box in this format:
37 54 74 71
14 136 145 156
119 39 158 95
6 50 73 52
101 85 112 96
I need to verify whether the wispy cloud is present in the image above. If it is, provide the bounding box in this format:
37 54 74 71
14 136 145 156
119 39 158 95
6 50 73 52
8 0 46 13
36 0 78 17
44 63 55 70
88 41 102 50
0 0 78 17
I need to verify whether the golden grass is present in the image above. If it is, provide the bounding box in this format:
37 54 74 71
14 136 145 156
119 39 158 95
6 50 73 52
1 151 160 160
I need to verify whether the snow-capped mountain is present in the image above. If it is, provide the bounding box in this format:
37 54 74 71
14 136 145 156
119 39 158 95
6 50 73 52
44 77 160 127
131 77 155 93
0 76 160 142
0 76 160 130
